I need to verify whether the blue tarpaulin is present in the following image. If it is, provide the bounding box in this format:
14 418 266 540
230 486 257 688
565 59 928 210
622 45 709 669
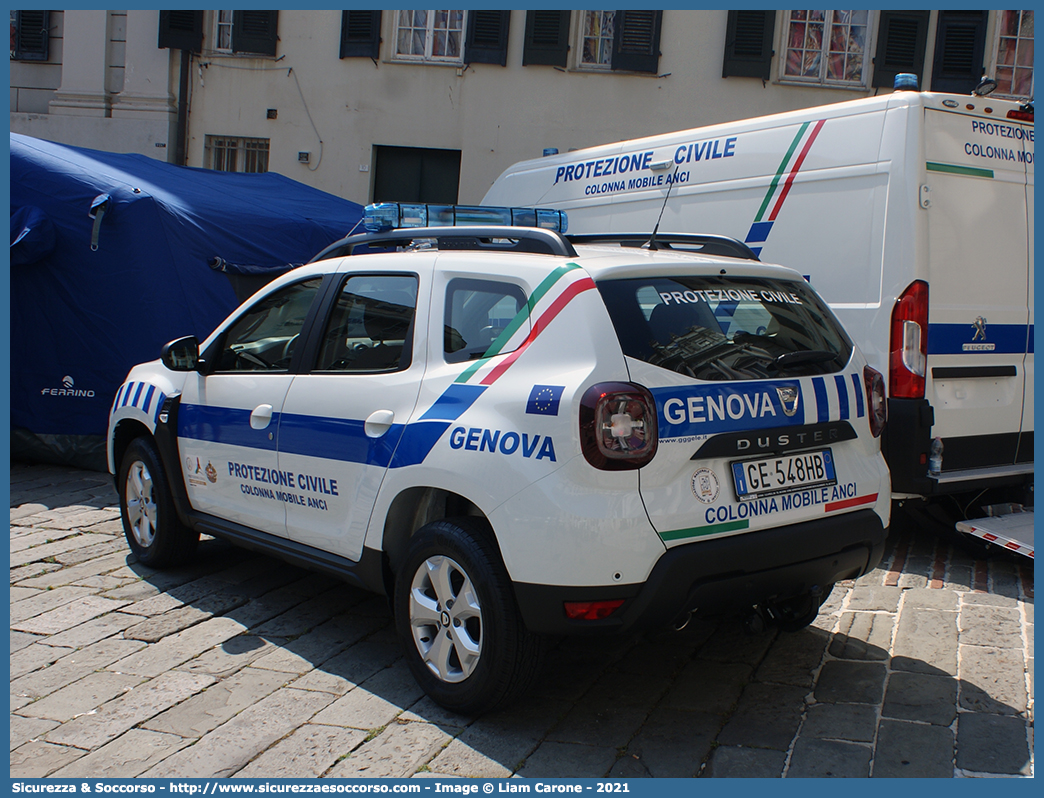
10 133 363 469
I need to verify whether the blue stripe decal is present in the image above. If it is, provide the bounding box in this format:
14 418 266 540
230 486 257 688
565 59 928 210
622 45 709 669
744 221 774 243
390 421 453 468
132 383 145 408
177 404 451 470
834 375 849 420
812 377 829 423
278 414 404 467
113 384 127 412
143 385 156 416
419 384 487 421
154 392 167 424
850 373 865 418
927 323 1032 355
120 382 135 408
178 405 279 452
652 380 804 437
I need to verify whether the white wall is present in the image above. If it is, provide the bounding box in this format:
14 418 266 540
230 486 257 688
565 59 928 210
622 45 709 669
183 10 899 204
13 10 1010 201
11 10 176 159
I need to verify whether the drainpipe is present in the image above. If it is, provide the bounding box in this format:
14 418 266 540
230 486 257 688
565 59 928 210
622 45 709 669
174 49 191 165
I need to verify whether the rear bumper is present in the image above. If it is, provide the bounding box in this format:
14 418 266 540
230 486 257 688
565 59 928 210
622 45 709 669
513 508 887 635
883 398 1033 495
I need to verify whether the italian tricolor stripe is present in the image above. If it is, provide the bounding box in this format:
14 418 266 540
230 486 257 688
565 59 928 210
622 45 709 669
824 492 878 513
660 490 879 543
744 119 826 256
455 262 594 387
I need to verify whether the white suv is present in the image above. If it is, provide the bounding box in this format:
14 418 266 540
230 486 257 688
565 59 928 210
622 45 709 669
108 204 890 714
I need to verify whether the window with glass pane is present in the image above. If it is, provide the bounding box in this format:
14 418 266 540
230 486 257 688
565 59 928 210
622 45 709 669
994 10 1033 98
581 10 615 67
444 279 528 363
205 135 269 173
783 10 869 86
395 9 465 62
215 10 233 51
316 275 418 373
214 278 323 372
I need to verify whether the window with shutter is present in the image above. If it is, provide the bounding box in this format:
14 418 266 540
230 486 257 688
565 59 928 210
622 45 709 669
930 11 987 93
578 10 661 73
871 11 929 88
10 10 50 62
231 10 279 57
465 10 509 66
340 10 381 59
523 10 570 67
159 10 203 51
722 10 776 79
611 10 662 73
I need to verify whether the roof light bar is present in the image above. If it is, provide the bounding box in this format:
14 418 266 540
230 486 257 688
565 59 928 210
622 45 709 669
363 203 568 234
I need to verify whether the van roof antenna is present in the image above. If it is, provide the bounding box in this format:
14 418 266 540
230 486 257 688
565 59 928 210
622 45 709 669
647 167 679 251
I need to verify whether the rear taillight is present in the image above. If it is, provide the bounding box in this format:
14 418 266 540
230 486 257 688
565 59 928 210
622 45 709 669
1007 109 1033 122
579 382 658 470
864 365 886 437
564 599 625 620
889 280 928 399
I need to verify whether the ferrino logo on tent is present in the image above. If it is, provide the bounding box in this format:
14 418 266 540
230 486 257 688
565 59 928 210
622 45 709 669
40 375 95 398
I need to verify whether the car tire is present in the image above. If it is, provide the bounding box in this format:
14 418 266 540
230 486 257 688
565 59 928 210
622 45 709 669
118 437 199 567
393 517 543 716
775 583 834 633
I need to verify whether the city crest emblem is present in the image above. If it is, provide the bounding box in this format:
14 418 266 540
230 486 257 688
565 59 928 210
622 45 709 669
776 386 800 417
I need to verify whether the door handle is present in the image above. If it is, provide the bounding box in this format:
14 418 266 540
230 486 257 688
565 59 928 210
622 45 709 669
364 409 395 438
250 404 274 430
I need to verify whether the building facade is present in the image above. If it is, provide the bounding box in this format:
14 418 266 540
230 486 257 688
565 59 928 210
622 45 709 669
11 9 1034 204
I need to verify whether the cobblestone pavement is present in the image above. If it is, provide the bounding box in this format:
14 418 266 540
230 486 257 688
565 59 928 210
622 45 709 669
9 462 1034 779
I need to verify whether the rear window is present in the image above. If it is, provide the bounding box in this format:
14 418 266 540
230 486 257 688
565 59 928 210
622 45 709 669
597 275 853 380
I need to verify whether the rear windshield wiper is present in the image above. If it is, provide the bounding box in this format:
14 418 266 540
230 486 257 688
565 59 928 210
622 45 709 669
775 350 841 368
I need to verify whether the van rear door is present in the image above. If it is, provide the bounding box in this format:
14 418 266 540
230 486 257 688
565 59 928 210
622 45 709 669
922 106 1032 476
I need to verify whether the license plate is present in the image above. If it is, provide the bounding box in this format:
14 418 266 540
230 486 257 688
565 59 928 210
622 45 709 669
731 449 836 501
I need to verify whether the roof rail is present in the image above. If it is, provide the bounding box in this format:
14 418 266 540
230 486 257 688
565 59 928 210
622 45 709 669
566 233 760 261
309 226 578 262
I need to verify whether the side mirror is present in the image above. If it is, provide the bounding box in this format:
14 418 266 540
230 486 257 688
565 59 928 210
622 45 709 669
161 336 201 372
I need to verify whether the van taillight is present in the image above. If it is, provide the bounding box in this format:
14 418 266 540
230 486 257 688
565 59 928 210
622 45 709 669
864 365 886 437
579 383 658 470
889 280 928 399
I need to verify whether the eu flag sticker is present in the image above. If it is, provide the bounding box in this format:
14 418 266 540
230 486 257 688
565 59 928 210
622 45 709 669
526 385 564 416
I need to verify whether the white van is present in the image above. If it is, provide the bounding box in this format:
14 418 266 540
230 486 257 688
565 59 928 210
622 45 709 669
483 88 1034 537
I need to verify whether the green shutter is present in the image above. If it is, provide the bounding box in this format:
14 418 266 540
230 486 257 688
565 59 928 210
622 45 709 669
232 10 279 57
611 11 662 74
158 10 203 51
465 10 510 66
522 10 570 67
722 10 775 79
340 10 381 59
12 10 50 62
872 11 929 89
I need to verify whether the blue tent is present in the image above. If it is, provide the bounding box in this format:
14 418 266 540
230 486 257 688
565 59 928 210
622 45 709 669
10 133 364 470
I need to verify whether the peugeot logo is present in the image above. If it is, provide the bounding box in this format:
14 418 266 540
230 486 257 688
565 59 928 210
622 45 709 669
776 386 800 417
971 316 987 341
